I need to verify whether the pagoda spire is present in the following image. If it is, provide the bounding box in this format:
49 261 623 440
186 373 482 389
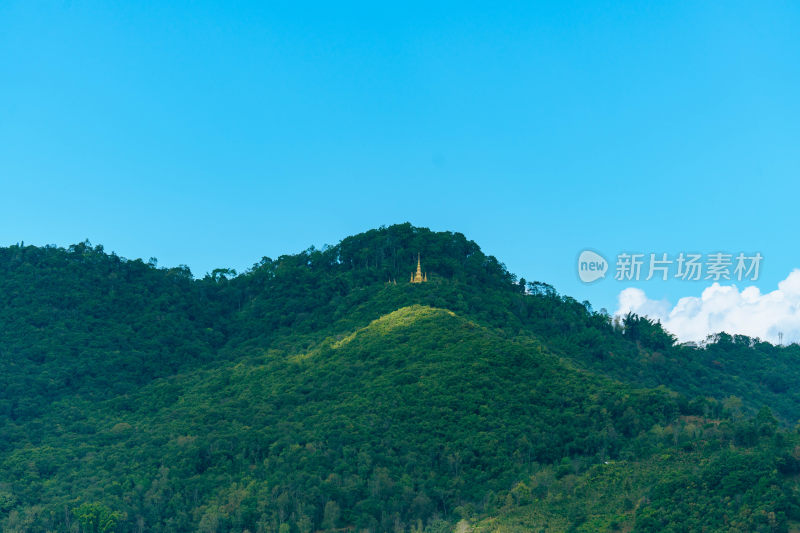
410 253 427 283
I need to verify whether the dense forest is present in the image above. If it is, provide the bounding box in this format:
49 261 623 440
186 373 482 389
1 223 799 532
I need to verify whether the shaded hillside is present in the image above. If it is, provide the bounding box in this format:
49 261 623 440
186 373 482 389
0 242 229 428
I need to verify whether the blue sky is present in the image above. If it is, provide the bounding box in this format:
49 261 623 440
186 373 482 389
2 1 799 336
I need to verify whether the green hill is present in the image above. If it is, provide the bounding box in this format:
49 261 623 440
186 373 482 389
2 305 679 530
1 224 799 532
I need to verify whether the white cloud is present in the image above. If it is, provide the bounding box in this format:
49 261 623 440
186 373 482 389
615 269 800 344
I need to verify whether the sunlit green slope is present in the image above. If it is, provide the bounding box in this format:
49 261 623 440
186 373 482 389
2 305 678 532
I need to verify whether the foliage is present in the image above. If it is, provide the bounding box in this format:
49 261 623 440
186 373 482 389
0 225 799 532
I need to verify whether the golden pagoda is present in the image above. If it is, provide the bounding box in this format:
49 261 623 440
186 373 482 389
410 253 428 283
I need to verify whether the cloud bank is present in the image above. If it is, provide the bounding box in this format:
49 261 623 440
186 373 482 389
616 269 800 344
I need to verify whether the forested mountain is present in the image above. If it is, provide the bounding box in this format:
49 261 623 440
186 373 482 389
1 224 799 532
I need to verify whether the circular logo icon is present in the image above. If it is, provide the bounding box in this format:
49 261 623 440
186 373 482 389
578 250 608 283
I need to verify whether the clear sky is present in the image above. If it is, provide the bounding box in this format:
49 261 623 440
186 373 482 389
2 2 799 340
